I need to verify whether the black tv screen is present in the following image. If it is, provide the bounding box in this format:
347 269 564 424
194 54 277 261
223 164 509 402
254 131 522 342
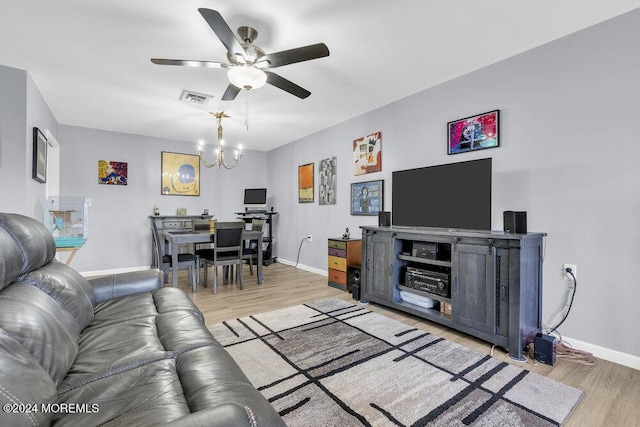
244 188 267 205
392 158 492 230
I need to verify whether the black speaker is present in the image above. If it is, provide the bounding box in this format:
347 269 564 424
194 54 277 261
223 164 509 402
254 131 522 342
347 265 361 298
378 211 391 227
534 333 556 366
503 211 527 233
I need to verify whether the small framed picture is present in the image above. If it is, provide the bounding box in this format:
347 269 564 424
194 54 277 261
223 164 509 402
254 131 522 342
351 180 384 216
448 110 499 155
319 156 337 205
298 163 314 203
32 127 47 183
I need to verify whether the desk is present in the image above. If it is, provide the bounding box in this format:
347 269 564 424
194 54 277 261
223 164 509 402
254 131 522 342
164 230 263 288
235 211 278 265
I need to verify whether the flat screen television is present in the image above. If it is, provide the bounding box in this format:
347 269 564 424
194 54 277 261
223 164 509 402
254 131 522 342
244 188 267 210
392 158 492 230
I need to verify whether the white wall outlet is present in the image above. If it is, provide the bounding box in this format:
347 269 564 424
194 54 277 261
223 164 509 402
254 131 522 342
563 264 577 280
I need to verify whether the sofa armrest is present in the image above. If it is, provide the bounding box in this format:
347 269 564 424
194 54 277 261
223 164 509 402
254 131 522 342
89 269 163 303
164 403 258 427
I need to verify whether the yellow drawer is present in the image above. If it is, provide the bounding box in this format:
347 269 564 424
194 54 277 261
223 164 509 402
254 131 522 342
328 268 347 285
328 240 347 250
328 256 347 271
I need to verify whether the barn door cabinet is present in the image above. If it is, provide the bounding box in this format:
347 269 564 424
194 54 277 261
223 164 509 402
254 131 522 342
360 226 545 361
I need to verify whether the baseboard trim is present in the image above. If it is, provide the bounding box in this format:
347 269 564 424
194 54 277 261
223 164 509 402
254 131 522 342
79 266 150 278
276 259 327 277
562 335 640 371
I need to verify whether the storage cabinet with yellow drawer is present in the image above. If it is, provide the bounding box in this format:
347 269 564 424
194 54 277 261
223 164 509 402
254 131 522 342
328 238 362 291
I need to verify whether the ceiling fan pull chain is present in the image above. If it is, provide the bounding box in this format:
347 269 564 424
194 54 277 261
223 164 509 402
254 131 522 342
245 90 250 131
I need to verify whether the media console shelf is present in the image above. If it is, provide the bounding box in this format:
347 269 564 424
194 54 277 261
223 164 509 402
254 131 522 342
360 225 546 361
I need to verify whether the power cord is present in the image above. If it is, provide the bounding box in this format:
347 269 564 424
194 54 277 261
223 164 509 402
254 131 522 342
547 268 577 335
293 236 311 268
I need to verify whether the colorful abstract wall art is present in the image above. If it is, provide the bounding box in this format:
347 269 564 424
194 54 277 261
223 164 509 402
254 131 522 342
298 163 314 203
98 160 128 185
448 110 499 154
353 132 382 175
161 152 200 196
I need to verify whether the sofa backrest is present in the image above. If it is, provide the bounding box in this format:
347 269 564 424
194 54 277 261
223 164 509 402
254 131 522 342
0 281 82 386
0 213 96 323
0 328 58 426
0 213 56 283
0 226 22 290
0 213 96 386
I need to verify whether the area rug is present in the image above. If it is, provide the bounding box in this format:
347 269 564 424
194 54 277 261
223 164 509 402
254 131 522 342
208 298 582 426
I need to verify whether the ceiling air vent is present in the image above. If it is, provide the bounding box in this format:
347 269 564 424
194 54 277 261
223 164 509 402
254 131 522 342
179 90 214 107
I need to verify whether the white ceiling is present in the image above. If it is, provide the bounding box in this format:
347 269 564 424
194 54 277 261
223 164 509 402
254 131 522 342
2 1 639 152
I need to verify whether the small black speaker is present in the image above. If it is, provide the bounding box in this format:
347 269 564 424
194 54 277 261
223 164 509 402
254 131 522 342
378 211 391 227
534 333 556 366
347 265 361 297
503 211 527 233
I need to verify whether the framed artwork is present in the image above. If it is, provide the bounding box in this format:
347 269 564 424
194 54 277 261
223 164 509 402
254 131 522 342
98 160 128 185
32 127 47 183
353 131 382 175
298 163 314 203
351 179 384 216
448 110 499 155
161 152 200 196
319 157 337 205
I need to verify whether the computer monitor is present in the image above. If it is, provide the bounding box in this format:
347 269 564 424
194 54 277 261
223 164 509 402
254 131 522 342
244 188 267 211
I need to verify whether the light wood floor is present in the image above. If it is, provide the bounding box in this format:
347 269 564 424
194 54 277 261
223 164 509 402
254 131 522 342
169 262 639 427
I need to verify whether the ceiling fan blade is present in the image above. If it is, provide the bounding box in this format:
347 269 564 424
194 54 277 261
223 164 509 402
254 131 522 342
151 58 229 68
221 84 241 101
260 43 329 68
198 8 246 60
265 71 311 99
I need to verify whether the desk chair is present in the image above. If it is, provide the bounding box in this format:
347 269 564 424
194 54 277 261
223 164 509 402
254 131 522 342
242 218 265 276
151 222 199 291
199 221 244 294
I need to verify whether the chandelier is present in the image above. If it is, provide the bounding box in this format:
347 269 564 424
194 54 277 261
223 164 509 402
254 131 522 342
198 112 243 169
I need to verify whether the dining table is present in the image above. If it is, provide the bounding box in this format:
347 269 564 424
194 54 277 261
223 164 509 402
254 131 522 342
163 229 263 289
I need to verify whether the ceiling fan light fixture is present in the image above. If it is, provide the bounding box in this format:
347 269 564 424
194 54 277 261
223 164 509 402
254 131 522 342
228 66 267 90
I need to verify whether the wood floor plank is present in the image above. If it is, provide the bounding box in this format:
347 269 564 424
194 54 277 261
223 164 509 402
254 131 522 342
168 262 639 427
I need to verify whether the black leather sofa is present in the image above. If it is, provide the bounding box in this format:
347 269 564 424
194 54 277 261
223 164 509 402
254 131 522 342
0 213 286 426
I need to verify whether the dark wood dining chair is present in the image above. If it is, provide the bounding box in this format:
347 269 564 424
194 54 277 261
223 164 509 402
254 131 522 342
150 221 199 291
199 221 245 294
242 218 265 276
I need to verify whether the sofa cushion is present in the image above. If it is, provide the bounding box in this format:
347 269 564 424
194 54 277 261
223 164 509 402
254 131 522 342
56 358 192 426
89 287 204 330
0 228 23 291
0 329 58 427
22 260 95 330
176 346 285 427
61 315 167 391
0 283 80 386
61 290 218 393
0 213 56 277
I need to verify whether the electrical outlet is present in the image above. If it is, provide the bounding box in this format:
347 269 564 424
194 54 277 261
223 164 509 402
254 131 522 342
563 264 577 280
307 235 312 243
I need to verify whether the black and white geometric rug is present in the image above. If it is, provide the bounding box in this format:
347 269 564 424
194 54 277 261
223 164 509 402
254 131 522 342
208 298 582 426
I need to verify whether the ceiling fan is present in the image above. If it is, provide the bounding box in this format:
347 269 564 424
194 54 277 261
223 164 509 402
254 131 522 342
151 8 330 100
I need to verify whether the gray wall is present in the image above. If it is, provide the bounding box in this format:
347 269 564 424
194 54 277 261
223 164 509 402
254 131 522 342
0 66 57 218
59 124 268 272
268 9 640 358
